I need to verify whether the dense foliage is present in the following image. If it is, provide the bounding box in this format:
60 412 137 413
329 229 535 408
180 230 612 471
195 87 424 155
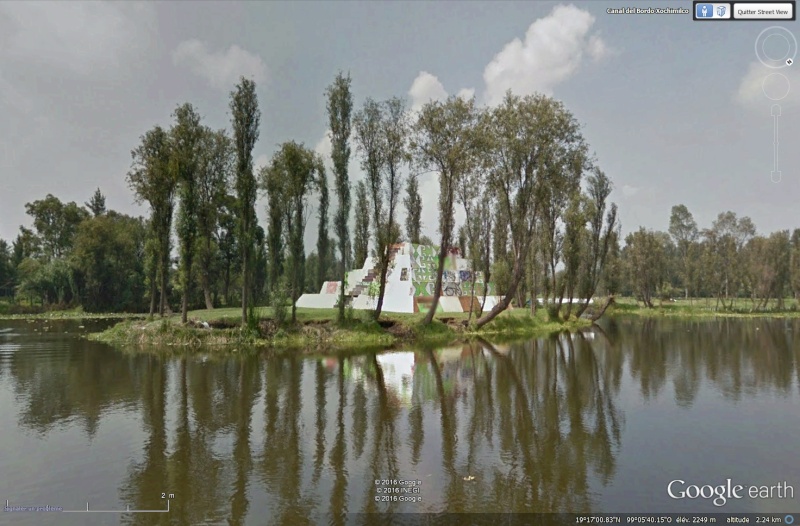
3 75 799 321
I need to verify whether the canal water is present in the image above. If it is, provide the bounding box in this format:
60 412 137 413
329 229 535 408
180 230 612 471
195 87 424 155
1 316 799 525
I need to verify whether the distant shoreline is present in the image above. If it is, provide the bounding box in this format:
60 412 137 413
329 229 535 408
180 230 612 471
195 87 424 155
3 300 798 352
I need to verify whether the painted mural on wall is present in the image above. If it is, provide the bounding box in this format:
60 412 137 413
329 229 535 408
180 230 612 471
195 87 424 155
408 243 495 297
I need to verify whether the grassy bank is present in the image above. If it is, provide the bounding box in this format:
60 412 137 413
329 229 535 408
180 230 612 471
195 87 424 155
0 306 145 321
89 306 591 352
608 296 800 319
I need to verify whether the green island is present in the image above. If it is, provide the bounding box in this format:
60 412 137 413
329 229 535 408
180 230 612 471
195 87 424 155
5 294 791 353
85 306 592 352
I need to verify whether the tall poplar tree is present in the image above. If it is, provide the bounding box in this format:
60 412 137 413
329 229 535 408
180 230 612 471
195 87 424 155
127 126 176 316
171 103 203 324
230 77 261 325
326 72 353 322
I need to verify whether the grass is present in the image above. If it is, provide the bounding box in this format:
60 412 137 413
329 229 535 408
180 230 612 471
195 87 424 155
90 305 585 353
0 305 145 321
608 296 800 319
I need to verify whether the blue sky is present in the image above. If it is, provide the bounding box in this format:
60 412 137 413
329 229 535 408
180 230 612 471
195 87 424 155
1 1 798 247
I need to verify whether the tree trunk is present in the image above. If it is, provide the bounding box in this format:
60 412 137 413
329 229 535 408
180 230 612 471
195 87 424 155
530 255 537 316
475 253 526 329
565 284 575 319
590 295 615 322
149 271 157 316
467 275 477 324
159 251 169 317
374 249 390 320
181 293 188 324
291 274 297 324
338 240 347 323
181 254 191 325
241 252 249 326
202 239 214 310
224 260 231 306
203 283 214 310
422 242 449 325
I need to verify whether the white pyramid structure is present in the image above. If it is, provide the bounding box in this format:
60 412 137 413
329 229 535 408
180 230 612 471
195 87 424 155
295 242 505 314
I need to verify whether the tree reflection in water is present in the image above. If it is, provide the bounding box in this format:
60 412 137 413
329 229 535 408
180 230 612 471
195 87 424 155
4 318 800 524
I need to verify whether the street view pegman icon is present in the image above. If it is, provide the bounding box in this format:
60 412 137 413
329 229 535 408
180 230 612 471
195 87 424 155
697 3 713 17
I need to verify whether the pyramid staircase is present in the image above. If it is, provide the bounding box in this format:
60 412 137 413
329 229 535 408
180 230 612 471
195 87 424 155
349 245 403 297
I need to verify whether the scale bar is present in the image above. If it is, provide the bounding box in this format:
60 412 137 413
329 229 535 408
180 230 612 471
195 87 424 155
6 498 170 514
63 501 169 513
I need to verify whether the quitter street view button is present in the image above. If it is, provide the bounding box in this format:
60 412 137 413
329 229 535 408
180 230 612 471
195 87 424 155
734 2 794 19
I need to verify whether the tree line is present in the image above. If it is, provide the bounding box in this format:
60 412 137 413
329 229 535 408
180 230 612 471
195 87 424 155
617 206 800 310
2 74 799 322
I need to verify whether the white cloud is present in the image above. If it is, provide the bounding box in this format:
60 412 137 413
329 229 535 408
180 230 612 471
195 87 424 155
172 39 268 91
314 131 333 164
734 61 799 107
621 185 639 198
456 88 476 101
0 2 155 75
482 4 610 105
587 34 611 61
408 71 449 112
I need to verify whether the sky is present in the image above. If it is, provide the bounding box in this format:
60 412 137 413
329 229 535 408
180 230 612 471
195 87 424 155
1 0 798 248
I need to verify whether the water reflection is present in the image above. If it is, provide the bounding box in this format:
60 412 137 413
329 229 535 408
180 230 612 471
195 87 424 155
1 317 799 524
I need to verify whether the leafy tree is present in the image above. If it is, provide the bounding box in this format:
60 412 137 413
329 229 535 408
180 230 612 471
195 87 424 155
305 251 320 293
316 160 330 291
623 228 665 308
15 258 44 305
326 72 354 322
743 230 791 310
471 199 493 317
217 193 240 306
14 257 74 306
374 97 408 317
0 239 13 297
455 148 486 320
560 194 586 318
253 225 268 304
791 229 800 302
70 213 148 312
404 173 422 244
24 194 89 260
85 188 106 217
143 234 159 314
127 125 177 316
12 227 41 267
703 211 755 309
353 96 408 319
197 127 233 309
353 181 370 269
601 228 622 296
264 163 285 296
262 141 323 323
476 93 589 328
668 204 698 300
412 96 481 325
171 102 204 323
230 77 261 326
575 169 618 318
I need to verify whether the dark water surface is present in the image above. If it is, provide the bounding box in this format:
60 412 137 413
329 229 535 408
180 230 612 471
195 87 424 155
1 316 799 525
